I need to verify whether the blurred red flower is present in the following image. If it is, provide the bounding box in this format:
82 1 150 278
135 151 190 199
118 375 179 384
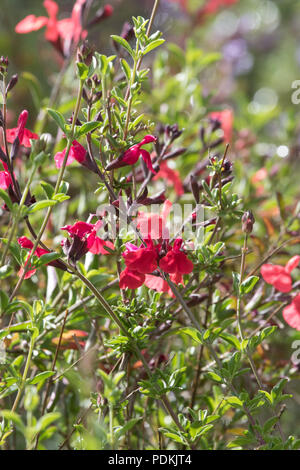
153 161 184 196
261 255 300 293
209 109 234 143
283 294 300 331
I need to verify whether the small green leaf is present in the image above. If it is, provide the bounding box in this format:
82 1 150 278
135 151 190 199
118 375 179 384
34 252 61 268
143 39 165 55
47 109 66 132
240 276 259 295
27 371 55 385
179 327 203 344
76 121 101 138
111 35 134 58
28 200 57 214
0 188 13 210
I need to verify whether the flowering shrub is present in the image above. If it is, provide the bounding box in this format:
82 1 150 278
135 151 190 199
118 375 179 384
0 0 300 451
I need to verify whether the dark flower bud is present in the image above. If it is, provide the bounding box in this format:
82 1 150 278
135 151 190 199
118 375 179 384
6 74 18 94
121 21 134 41
88 4 113 27
221 159 233 176
165 124 182 142
242 210 255 234
209 116 221 132
77 41 94 66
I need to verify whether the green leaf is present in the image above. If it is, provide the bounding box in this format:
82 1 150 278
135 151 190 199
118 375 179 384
40 181 55 199
179 327 203 344
76 62 89 81
226 396 243 408
220 332 241 350
76 121 101 138
28 199 57 214
0 188 12 210
0 290 9 313
120 58 131 82
47 108 66 132
34 252 61 268
111 35 134 58
0 265 13 279
205 371 222 383
143 39 165 55
27 371 55 385
240 276 259 295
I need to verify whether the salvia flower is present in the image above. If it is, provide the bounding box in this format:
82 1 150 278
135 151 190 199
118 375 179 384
61 220 114 265
0 162 12 190
153 161 184 196
282 294 300 331
159 238 194 275
122 240 158 274
15 0 88 56
105 135 157 174
17 236 66 279
6 110 38 149
261 255 300 293
54 140 87 169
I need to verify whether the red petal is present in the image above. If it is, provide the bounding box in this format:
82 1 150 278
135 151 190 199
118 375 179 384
273 272 292 293
88 237 114 255
18 236 34 249
15 15 48 33
285 255 300 274
123 247 157 274
140 149 156 174
260 264 285 285
119 268 145 289
283 302 300 331
61 221 94 238
0 171 12 190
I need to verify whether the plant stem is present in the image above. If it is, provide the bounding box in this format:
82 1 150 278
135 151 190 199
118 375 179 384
11 334 35 413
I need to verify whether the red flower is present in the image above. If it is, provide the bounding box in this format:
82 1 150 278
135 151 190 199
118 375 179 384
105 135 157 174
15 0 88 53
0 162 12 190
137 199 172 240
261 255 300 293
18 236 52 279
153 161 184 196
119 267 146 289
54 140 87 169
209 109 234 143
122 240 158 274
61 219 114 256
159 238 194 275
282 294 300 331
196 0 239 23
6 110 38 148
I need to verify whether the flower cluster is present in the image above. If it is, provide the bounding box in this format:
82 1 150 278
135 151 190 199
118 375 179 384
120 237 193 295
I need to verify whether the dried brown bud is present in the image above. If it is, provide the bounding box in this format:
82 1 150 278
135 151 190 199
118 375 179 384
242 210 255 234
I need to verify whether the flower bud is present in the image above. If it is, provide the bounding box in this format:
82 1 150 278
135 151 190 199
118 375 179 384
242 210 255 234
6 74 18 94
